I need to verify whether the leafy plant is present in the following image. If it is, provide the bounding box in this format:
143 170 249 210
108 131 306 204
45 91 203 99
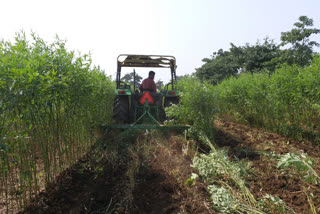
258 194 295 214
0 32 114 212
207 184 239 213
277 152 319 184
166 76 218 142
215 55 320 142
184 173 198 187
191 147 258 210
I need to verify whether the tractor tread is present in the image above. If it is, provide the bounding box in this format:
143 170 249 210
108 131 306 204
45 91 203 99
113 96 129 124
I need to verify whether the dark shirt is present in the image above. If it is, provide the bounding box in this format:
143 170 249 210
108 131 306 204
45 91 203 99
139 77 156 92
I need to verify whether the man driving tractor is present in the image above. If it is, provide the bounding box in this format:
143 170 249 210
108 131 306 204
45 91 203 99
139 71 156 92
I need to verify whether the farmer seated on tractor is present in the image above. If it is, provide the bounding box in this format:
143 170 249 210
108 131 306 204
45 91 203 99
139 71 156 93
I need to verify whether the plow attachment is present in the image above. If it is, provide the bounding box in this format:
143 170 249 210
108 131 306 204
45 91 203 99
106 99 190 132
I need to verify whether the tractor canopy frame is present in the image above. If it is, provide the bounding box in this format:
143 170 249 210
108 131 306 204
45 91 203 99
116 54 177 90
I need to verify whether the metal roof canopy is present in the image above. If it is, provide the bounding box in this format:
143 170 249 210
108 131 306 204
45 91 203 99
117 54 176 69
116 54 177 89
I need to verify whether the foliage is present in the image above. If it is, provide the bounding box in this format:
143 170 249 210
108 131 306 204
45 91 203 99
155 79 164 90
0 32 114 211
195 47 241 85
196 38 280 84
184 173 198 187
120 71 142 89
196 16 319 84
278 16 320 67
277 153 319 184
242 38 280 73
165 76 218 141
192 148 295 214
215 55 320 142
207 184 239 213
191 148 257 205
258 194 295 214
192 149 268 213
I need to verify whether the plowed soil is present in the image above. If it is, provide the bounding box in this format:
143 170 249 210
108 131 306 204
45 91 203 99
20 130 214 214
18 121 320 213
215 120 320 213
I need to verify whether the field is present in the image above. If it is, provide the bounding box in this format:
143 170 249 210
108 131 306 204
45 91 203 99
9 122 320 214
1 34 320 213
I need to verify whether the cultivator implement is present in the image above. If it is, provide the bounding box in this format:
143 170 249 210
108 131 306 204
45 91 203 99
106 98 189 132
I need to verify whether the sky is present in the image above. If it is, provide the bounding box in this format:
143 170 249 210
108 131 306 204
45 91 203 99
1 0 320 83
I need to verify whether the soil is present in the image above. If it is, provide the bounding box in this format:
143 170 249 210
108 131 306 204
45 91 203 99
16 121 320 213
20 130 214 214
214 120 320 213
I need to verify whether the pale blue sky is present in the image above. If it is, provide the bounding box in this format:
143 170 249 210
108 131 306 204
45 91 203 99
1 0 320 83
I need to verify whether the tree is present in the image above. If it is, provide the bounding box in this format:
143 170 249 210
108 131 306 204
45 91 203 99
155 79 164 90
279 16 320 66
195 48 240 85
120 71 143 89
242 38 280 73
195 38 279 84
196 16 319 84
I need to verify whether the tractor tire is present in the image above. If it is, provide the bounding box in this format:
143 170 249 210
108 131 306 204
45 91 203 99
159 106 166 122
113 95 129 124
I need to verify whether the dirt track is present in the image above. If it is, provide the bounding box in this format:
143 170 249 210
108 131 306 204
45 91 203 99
18 121 320 213
20 130 213 214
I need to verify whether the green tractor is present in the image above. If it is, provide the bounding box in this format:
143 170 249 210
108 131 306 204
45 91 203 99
111 54 185 131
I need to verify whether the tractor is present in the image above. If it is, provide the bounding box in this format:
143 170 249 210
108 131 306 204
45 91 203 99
110 54 186 131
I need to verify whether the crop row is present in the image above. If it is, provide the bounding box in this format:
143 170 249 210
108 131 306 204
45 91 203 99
215 55 320 142
0 33 114 212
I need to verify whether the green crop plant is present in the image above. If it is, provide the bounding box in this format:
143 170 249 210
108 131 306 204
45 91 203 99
215 55 320 142
0 32 114 212
192 148 295 213
258 194 296 214
192 148 257 206
277 152 319 184
166 76 218 142
207 184 239 213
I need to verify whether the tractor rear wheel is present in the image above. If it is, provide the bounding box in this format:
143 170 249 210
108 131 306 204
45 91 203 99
113 95 129 124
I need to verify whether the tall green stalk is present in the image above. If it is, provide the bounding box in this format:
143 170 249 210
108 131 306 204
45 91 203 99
0 32 114 212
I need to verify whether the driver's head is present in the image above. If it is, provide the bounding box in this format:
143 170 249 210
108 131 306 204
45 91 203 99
149 71 155 79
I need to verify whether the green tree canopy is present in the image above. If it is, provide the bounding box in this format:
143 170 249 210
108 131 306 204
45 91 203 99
155 79 164 90
196 16 319 84
278 16 320 66
120 71 143 89
196 38 279 84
